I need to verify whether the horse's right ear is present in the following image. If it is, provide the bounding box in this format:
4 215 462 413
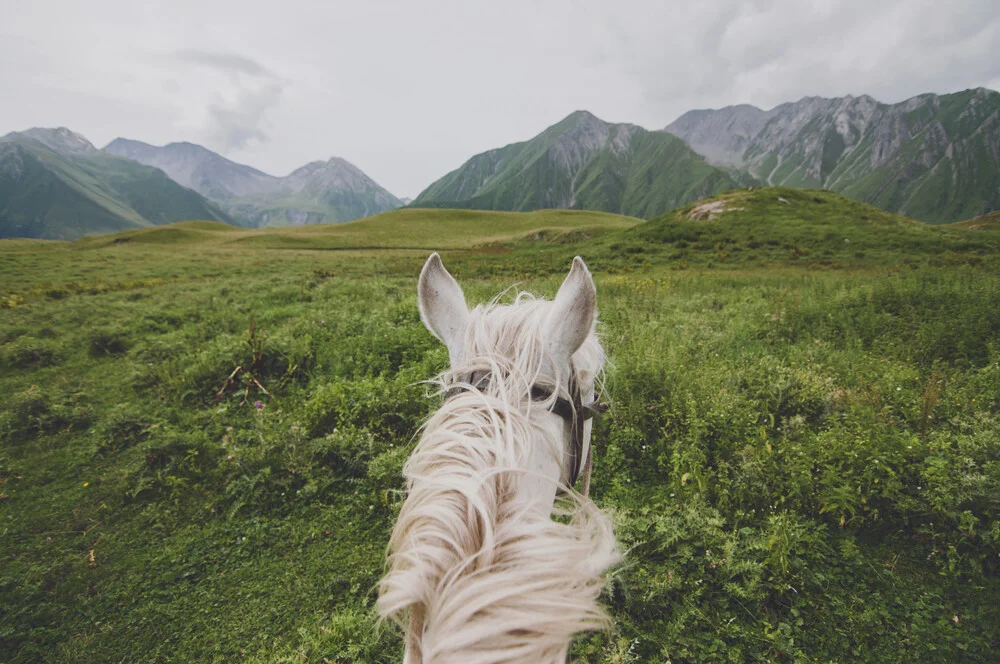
418 252 469 366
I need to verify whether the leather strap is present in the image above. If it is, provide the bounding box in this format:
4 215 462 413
444 366 609 495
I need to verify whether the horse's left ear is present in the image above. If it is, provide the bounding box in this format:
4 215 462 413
418 252 470 366
544 256 597 363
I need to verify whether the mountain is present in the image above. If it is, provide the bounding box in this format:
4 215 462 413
664 88 1000 223
103 139 403 227
0 134 233 240
3 127 98 155
413 110 741 218
664 104 782 166
227 157 405 227
104 139 278 201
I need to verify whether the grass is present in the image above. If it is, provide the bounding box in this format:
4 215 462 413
66 207 638 251
573 187 1000 272
1 191 999 662
948 210 1000 231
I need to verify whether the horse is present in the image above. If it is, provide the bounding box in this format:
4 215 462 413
377 253 620 663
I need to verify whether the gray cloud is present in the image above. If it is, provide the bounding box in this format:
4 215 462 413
171 49 284 152
1 0 998 197
204 83 282 152
174 50 270 77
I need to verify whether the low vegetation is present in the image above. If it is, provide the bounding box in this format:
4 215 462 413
2 191 998 662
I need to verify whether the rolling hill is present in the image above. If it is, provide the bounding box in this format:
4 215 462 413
413 110 742 218
665 88 1000 223
0 134 233 240
74 207 639 251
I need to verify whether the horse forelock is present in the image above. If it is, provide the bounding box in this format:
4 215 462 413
441 291 606 399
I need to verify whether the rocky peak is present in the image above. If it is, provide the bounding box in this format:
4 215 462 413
665 104 780 165
285 157 382 194
4 127 97 154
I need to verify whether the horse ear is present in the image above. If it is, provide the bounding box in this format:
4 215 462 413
418 252 469 365
545 256 597 364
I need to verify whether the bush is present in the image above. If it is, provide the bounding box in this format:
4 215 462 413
1 337 61 369
1 385 91 441
302 374 428 441
96 403 154 454
89 327 130 356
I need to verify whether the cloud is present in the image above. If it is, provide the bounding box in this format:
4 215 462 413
572 0 1000 125
171 49 284 153
205 83 282 153
174 50 270 77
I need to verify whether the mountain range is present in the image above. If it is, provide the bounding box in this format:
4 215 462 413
414 110 742 218
0 130 231 240
665 88 1000 223
104 139 402 227
0 129 403 239
2 87 998 239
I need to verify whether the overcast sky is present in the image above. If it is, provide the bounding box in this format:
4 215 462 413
2 0 999 198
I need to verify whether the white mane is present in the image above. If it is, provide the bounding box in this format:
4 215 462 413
377 289 620 663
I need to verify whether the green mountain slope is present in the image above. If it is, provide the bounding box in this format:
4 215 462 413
0 136 233 239
666 88 1000 224
414 111 741 218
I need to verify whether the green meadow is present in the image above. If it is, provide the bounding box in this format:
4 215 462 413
2 189 999 662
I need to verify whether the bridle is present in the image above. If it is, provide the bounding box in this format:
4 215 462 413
444 364 610 497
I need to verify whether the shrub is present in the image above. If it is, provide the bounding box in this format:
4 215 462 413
89 327 130 356
96 403 154 453
1 337 61 369
1 386 91 441
302 374 428 441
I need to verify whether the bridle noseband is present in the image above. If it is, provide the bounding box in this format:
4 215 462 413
444 365 610 495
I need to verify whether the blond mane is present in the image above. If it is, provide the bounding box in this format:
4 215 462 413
378 290 619 664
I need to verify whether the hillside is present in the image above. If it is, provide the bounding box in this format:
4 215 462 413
414 110 741 218
104 139 403 227
949 210 1000 231
72 207 639 252
0 137 233 240
664 88 1000 223
572 187 1000 271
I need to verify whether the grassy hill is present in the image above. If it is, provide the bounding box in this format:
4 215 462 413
1 192 999 661
72 207 639 252
569 187 1000 272
949 209 1000 231
0 138 233 240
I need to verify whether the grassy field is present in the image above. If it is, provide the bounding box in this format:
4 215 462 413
2 192 999 662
